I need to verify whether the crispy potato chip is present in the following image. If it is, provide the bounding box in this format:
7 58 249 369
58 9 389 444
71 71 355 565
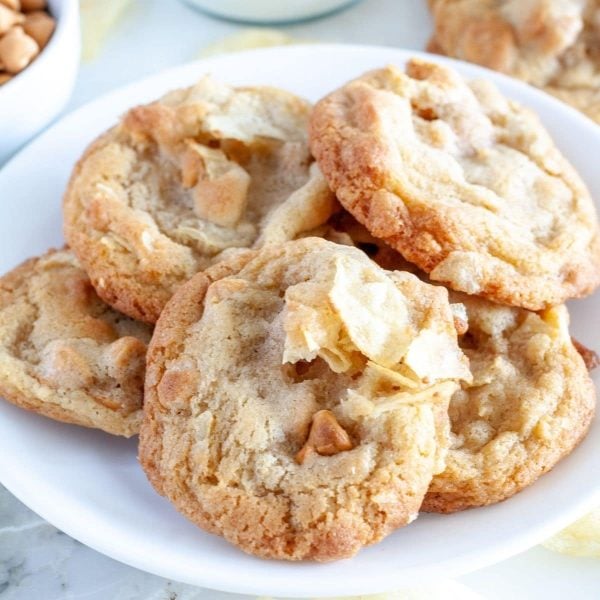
404 327 469 382
258 164 339 246
364 361 420 390
282 251 469 393
543 507 600 557
184 143 250 227
282 282 350 372
282 255 414 372
329 257 412 367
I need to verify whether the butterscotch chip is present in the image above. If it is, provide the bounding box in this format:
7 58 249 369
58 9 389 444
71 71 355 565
295 409 353 464
64 77 337 323
139 238 469 561
310 59 600 310
23 10 54 48
0 249 152 437
428 0 600 123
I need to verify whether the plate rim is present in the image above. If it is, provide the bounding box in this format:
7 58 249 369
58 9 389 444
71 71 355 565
0 43 599 597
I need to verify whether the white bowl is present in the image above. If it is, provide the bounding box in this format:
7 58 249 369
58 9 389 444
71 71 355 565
0 0 80 164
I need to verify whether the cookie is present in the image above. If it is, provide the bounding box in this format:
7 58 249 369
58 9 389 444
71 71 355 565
428 0 600 123
424 298 596 512
0 249 152 437
310 59 600 310
315 216 596 512
64 77 337 323
139 238 470 561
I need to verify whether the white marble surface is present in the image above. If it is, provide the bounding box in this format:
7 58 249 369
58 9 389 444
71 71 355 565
1 0 600 598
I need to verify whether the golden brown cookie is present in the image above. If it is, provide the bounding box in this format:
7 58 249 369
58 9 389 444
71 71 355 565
0 249 152 437
424 298 596 512
315 215 596 513
310 59 600 310
428 0 600 123
64 77 337 323
139 238 470 561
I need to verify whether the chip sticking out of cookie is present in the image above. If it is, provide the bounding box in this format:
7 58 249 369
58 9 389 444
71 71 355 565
140 238 470 561
310 59 600 310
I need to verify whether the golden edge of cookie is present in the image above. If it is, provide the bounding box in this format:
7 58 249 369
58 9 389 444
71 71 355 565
63 130 169 324
0 376 142 438
138 252 258 487
139 251 279 549
308 66 600 311
421 337 596 513
0 253 142 437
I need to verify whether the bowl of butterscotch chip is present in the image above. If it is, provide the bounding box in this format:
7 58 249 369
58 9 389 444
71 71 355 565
0 0 79 164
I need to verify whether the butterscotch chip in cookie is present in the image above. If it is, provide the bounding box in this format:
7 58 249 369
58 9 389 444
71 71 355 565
423 298 596 513
310 59 600 310
428 0 600 123
139 238 470 561
64 77 337 323
0 249 152 437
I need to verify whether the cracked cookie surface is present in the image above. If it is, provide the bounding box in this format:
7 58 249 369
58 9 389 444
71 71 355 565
64 77 336 323
424 298 596 512
310 59 600 310
139 238 470 561
0 249 152 437
428 0 600 123
322 215 597 512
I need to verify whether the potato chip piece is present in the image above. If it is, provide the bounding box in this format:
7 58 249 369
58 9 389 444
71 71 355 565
258 164 339 246
345 381 459 419
329 257 412 367
363 361 420 390
184 143 250 227
282 282 352 373
404 327 471 382
282 251 470 388
543 506 600 557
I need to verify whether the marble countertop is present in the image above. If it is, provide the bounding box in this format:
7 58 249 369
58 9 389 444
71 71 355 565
1 0 599 598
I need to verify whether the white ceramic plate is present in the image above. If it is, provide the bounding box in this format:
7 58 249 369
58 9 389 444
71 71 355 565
0 45 599 598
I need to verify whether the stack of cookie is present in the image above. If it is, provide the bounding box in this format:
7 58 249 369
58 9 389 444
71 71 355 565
0 57 598 562
427 0 600 124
